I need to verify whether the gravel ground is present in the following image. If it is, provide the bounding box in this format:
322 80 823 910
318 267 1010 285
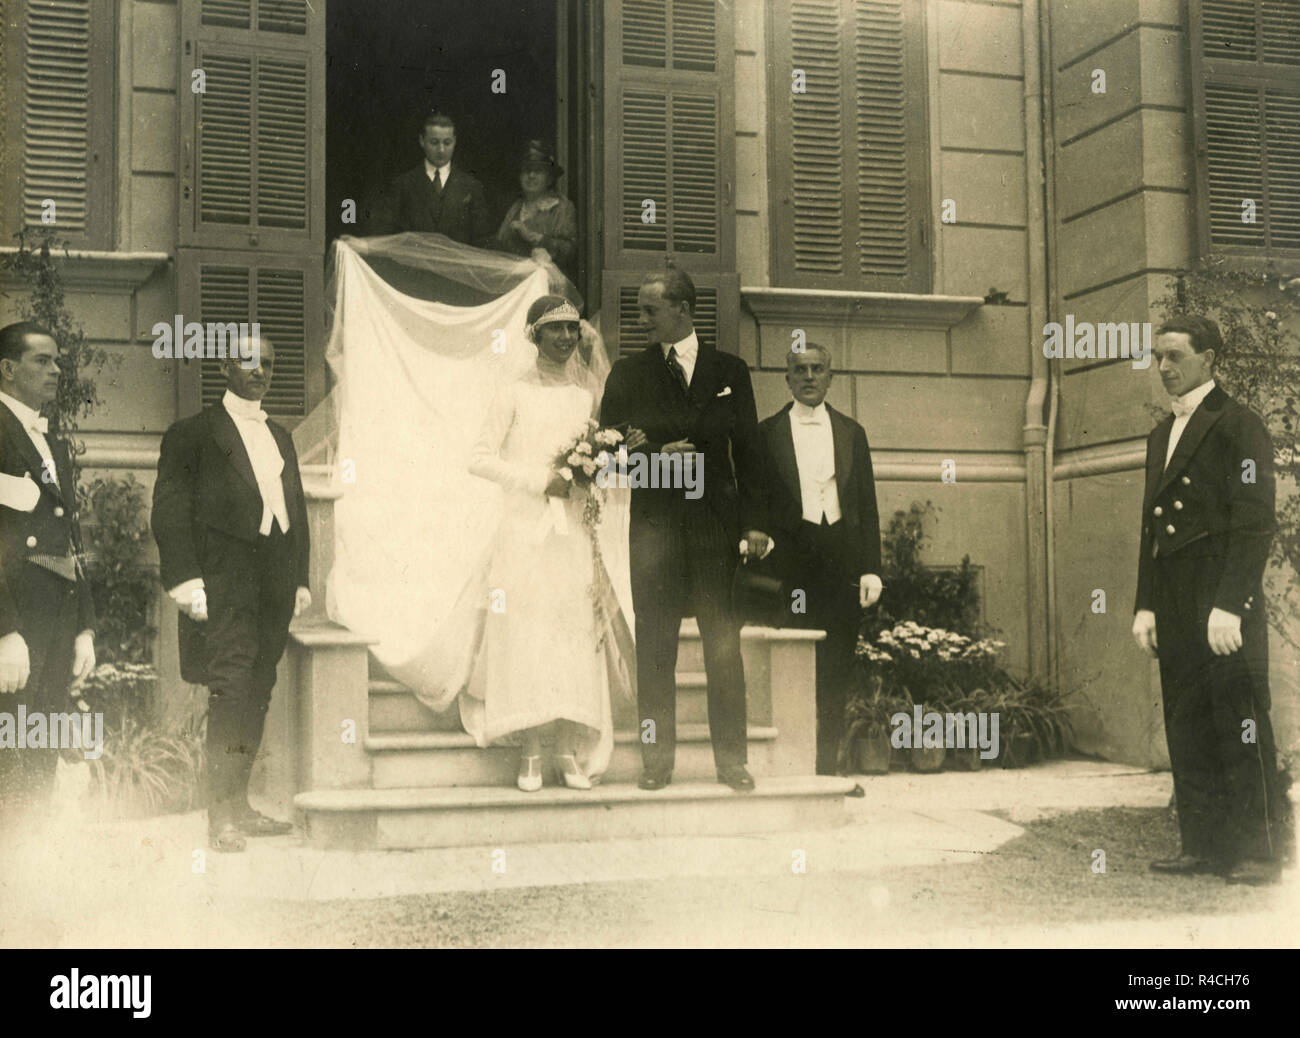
224 805 1294 948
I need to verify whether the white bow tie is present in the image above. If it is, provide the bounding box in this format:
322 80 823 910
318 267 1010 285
1170 397 1197 419
27 416 48 435
797 416 826 426
232 408 268 424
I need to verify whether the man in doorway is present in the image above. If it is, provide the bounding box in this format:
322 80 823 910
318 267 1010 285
152 335 311 853
376 111 492 246
0 322 97 821
599 267 771 792
1132 314 1288 885
758 343 882 775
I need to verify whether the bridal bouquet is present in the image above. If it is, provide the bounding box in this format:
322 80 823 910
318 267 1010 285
554 419 624 493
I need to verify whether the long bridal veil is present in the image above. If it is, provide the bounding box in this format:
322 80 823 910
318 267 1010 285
294 233 635 738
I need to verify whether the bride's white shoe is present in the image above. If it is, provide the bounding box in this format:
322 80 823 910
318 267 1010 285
554 753 592 790
517 754 543 792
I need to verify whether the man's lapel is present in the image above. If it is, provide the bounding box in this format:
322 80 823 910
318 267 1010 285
827 404 854 495
208 404 260 495
769 404 802 504
1152 386 1227 501
1144 417 1172 509
0 403 67 505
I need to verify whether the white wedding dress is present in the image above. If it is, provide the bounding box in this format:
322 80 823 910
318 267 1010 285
461 375 614 774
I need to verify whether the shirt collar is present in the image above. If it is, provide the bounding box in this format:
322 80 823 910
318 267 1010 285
1174 378 1216 415
791 399 829 424
662 330 698 364
223 389 267 422
425 160 451 181
0 390 43 430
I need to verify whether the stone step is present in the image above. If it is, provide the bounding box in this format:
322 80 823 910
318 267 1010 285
295 775 857 849
371 672 714 733
365 723 778 789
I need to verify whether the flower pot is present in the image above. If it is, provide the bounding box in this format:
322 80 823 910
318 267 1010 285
996 731 1041 769
852 730 892 774
944 746 983 771
909 744 946 772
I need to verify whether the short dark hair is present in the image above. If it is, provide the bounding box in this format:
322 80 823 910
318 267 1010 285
642 267 696 315
1156 314 1223 356
0 321 54 365
421 112 456 135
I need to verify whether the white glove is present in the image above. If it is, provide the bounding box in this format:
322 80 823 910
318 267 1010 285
860 574 883 608
0 631 31 693
1131 609 1158 657
168 578 208 621
294 586 312 618
1207 607 1242 656
71 630 95 687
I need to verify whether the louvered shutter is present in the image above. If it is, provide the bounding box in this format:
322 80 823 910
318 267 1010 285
177 250 322 420
177 0 325 421
1191 0 1300 259
601 0 738 358
179 0 323 251
768 0 930 291
2 0 114 245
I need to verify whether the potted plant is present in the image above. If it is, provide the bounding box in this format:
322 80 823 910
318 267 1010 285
842 674 908 774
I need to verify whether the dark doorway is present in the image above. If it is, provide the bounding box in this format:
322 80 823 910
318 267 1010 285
326 0 559 248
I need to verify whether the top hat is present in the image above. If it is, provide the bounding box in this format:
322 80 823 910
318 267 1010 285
731 557 794 629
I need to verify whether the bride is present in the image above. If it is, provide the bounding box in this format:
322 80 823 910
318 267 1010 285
465 294 643 791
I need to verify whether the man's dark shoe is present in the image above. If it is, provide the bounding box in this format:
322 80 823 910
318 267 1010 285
209 823 247 853
237 808 293 837
1149 855 1217 875
638 768 672 791
1224 859 1283 886
845 782 866 798
717 764 755 792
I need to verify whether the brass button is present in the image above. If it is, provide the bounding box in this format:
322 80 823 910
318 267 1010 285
54 506 65 517
1153 506 1163 516
1165 524 1175 535
1173 500 1183 510
1181 476 1191 485
1244 601 1252 611
25 535 37 548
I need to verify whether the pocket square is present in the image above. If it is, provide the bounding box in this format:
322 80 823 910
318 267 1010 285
715 386 732 398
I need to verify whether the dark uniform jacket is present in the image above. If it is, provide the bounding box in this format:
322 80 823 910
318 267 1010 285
0 403 95 640
1134 384 1275 618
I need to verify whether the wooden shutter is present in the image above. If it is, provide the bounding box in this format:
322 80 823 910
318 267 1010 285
601 0 738 357
179 0 323 251
1 0 114 245
177 250 323 420
768 0 931 291
1191 0 1300 259
177 0 325 420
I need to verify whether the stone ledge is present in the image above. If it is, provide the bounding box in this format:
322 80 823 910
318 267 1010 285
0 247 171 293
365 723 780 753
289 621 377 648
741 286 984 330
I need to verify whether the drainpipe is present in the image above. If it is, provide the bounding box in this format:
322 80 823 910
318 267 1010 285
1039 0 1062 693
1021 0 1052 681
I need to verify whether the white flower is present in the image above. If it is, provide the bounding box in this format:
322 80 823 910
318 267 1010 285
567 452 582 466
559 467 573 481
580 458 597 476
1265 311 1279 321
595 451 610 467
576 442 592 455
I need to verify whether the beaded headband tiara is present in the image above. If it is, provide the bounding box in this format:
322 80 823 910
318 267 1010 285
531 299 581 329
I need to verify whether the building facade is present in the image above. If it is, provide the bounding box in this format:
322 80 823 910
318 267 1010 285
1 0 1296 768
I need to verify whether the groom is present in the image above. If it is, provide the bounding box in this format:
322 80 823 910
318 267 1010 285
600 268 770 791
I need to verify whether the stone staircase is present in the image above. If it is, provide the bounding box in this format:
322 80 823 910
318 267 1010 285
251 476 855 850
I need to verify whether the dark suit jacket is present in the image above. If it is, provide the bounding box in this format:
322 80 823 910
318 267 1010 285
759 401 882 581
600 338 766 540
151 404 309 681
0 405 95 639
379 164 492 247
1134 384 1275 619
